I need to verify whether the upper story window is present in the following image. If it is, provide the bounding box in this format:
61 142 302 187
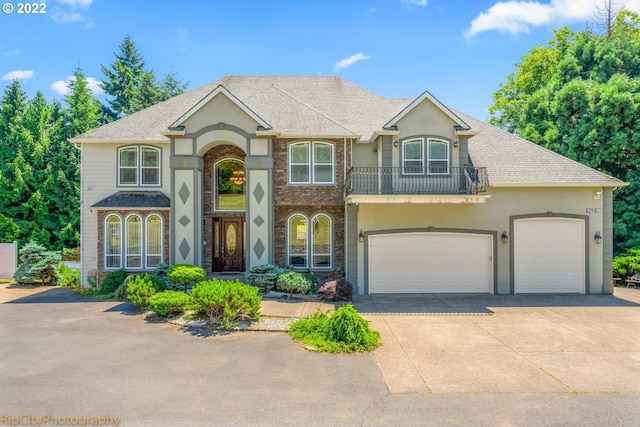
289 141 334 184
401 138 449 175
118 146 161 186
214 158 245 211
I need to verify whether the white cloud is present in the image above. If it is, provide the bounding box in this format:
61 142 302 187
465 0 640 38
4 48 20 56
333 53 373 72
401 0 428 6
2 69 34 81
176 27 188 44
54 0 93 9
51 11 85 24
51 75 104 95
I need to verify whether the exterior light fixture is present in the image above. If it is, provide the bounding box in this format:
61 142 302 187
359 230 364 242
393 140 399 148
594 231 602 244
594 191 602 200
453 141 459 148
501 231 509 244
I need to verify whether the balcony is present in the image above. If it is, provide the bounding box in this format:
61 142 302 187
344 166 490 204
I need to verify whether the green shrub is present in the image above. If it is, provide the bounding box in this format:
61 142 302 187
152 263 173 289
190 279 261 329
612 248 640 278
149 291 192 317
245 263 286 292
167 264 206 291
100 269 127 294
276 271 312 297
288 304 381 353
55 263 81 290
126 274 157 308
13 242 61 285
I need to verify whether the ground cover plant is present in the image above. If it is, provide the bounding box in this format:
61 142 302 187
288 304 381 353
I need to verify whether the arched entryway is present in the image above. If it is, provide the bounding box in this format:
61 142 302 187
203 144 246 272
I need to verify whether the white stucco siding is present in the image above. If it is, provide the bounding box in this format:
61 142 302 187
79 142 171 285
355 187 605 295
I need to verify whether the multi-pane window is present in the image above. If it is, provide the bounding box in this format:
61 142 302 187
289 141 334 184
104 213 163 269
401 138 449 175
105 215 122 269
118 146 161 186
287 213 332 269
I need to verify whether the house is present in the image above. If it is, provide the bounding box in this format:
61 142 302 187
71 76 625 295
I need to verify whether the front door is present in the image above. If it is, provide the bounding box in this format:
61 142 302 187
213 217 244 271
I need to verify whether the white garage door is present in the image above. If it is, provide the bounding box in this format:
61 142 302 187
368 232 493 293
514 218 585 294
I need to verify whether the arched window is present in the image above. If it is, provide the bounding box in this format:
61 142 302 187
288 141 334 184
146 214 163 269
214 158 245 211
125 214 142 269
287 214 308 267
311 214 332 268
105 214 122 269
287 213 332 269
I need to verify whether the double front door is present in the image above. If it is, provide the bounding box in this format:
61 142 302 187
212 216 245 272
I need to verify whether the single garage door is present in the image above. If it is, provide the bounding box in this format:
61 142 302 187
368 232 493 293
514 218 585 294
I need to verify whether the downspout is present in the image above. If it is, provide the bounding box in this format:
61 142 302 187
344 137 347 278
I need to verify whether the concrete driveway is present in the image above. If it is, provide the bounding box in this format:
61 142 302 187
2 284 640 427
353 289 640 394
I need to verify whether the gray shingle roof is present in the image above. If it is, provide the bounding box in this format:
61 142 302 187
91 191 171 208
456 111 625 187
73 75 624 187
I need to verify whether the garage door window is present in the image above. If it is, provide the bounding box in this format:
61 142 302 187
287 213 332 269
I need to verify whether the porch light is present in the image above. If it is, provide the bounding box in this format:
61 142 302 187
393 140 399 148
501 231 509 244
594 191 602 200
359 230 364 242
594 231 603 244
453 141 459 148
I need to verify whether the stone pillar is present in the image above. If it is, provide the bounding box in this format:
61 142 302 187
171 155 203 265
245 138 273 269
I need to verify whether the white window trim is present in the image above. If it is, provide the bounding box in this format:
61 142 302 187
118 146 161 187
145 214 163 269
426 138 450 175
288 141 335 185
125 214 142 269
104 214 122 270
311 213 333 269
213 158 246 212
286 213 333 270
104 212 163 271
402 138 424 175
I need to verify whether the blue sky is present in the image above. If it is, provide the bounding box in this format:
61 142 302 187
2 0 640 121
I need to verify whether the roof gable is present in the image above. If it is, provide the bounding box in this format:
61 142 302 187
384 91 470 130
169 85 270 130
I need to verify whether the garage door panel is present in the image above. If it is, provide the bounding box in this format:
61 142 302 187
514 218 585 294
368 232 493 293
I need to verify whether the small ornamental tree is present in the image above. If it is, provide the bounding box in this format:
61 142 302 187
167 264 206 292
276 271 312 298
13 242 61 285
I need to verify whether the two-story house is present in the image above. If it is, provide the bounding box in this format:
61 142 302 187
71 76 625 295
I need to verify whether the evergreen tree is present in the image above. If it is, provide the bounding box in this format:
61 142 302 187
159 71 188 101
63 66 102 138
100 35 148 117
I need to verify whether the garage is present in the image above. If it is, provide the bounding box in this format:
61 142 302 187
367 232 493 293
513 217 585 294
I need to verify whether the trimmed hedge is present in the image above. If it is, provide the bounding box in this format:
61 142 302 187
190 279 261 329
149 291 192 317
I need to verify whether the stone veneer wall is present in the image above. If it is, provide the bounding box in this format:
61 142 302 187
96 209 170 282
202 144 246 272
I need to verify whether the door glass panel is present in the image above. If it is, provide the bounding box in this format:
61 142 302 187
226 224 237 255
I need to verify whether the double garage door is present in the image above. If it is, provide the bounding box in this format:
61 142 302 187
367 218 585 294
368 232 493 293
